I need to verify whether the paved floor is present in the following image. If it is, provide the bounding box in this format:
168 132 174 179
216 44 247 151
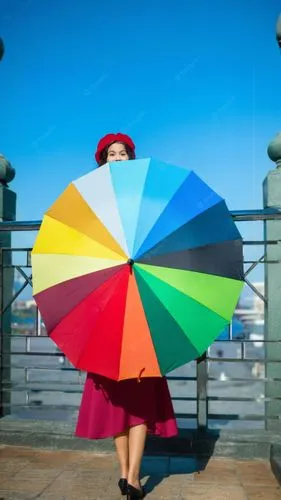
0 445 280 499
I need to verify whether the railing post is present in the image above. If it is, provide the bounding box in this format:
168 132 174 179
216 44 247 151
0 155 16 417
196 352 208 430
264 133 281 431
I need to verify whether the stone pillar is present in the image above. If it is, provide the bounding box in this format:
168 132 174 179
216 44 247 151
263 133 281 431
0 155 16 417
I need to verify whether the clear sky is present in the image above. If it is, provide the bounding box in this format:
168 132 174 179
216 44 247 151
1 0 281 288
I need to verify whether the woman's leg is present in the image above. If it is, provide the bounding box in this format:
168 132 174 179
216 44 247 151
114 430 129 479
128 423 147 488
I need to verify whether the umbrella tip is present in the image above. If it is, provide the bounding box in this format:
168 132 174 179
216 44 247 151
127 258 134 266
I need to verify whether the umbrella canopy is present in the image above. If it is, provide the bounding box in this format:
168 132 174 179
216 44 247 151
32 158 244 380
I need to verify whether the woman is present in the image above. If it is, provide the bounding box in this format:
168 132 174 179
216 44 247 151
75 133 178 499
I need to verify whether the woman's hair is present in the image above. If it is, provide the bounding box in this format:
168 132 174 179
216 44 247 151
98 141 135 167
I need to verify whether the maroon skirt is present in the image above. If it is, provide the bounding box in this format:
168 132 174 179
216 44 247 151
75 373 178 439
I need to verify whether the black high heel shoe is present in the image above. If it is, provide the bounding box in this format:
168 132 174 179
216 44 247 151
127 483 146 499
118 478 128 495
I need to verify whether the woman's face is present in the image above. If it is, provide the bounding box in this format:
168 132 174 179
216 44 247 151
106 142 129 162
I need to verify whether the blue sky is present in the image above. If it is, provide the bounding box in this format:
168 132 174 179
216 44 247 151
1 0 281 290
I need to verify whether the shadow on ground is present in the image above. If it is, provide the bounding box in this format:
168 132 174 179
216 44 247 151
141 430 220 495
141 456 208 494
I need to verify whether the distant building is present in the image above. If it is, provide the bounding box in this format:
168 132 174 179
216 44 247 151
13 299 36 310
235 282 264 324
252 282 264 316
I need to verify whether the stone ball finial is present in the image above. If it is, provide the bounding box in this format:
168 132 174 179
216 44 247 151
0 154 16 185
267 133 281 168
277 14 281 48
0 38 4 61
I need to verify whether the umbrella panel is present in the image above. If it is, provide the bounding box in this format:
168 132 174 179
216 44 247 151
31 254 125 295
46 183 127 259
136 200 241 259
33 215 125 261
34 265 125 332
73 164 129 256
119 272 161 379
135 171 222 259
135 266 229 372
132 159 191 257
139 239 244 281
50 268 128 377
137 264 243 321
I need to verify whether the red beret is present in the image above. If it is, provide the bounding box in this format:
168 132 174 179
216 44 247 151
95 133 136 163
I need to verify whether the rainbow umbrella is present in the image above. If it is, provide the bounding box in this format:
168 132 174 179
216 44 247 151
31 158 244 380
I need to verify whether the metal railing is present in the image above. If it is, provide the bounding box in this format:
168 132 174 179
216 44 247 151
0 210 281 429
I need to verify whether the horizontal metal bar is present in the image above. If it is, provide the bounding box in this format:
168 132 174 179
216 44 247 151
175 412 277 421
207 414 279 421
0 259 275 266
0 403 81 410
208 396 281 402
0 352 67 357
212 339 280 343
0 349 277 358
2 381 82 388
1 360 280 371
2 376 280 385
207 357 280 362
166 376 197 381
243 240 279 245
208 377 281 382
1 358 280 369
3 367 279 386
2 239 277 247
1 364 78 371
244 260 279 264
1 389 195 401
2 376 280 386
231 209 281 221
1 247 32 252
0 352 70 358
0 221 41 231
2 263 32 267
3 405 278 422
1 248 279 259
2 337 281 345
2 387 83 394
3 386 280 403
0 209 281 232
161 395 195 402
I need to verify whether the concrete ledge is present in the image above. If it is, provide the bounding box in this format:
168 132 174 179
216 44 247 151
1 417 281 462
270 444 281 485
146 428 281 460
0 418 114 454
